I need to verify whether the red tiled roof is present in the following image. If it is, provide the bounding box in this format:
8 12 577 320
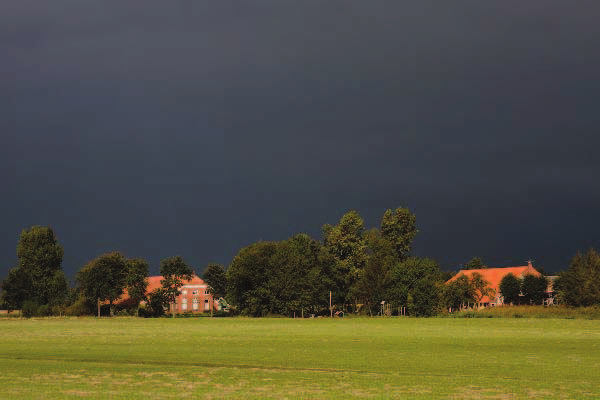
118 275 207 303
446 263 540 303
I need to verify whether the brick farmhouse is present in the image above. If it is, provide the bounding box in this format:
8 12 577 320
118 275 220 313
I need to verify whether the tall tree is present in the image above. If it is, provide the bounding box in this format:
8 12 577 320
499 273 521 305
387 257 443 316
521 274 548 305
323 210 367 309
470 272 495 307
16 226 66 305
443 274 476 310
203 263 227 299
355 229 396 315
411 278 442 317
47 270 69 310
226 241 279 316
0 266 33 311
464 257 484 270
225 237 335 317
125 258 149 316
380 207 417 261
267 234 330 317
555 248 600 307
160 256 194 318
77 252 128 317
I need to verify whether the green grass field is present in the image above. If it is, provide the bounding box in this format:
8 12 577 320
0 317 598 399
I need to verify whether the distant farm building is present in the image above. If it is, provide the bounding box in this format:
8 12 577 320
446 261 555 307
118 275 223 313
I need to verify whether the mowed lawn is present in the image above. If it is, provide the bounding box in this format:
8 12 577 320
0 317 598 399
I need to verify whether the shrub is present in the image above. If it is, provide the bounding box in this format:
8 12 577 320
448 305 600 319
22 300 39 317
65 297 94 316
36 304 50 316
51 304 65 316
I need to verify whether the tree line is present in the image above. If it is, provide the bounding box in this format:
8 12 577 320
2 209 600 317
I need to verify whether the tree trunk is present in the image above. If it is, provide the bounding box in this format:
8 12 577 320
97 298 100 318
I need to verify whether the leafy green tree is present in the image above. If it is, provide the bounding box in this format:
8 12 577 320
226 241 279 316
355 229 396 315
411 278 442 317
266 236 309 316
387 257 443 316
77 252 128 317
203 263 227 299
380 207 417 261
16 226 67 305
443 274 476 310
125 258 149 316
268 234 332 317
47 269 69 311
315 244 338 316
499 273 521 305
225 236 335 317
533 265 547 276
555 248 600 307
0 266 33 311
144 288 167 317
160 256 194 317
323 210 367 309
464 257 484 270
521 274 548 305
470 271 495 307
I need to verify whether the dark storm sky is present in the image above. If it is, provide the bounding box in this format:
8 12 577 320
2 2 599 279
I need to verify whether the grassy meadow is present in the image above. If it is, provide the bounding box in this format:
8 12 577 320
0 317 598 399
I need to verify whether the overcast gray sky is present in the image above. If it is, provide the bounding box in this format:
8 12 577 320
2 1 599 278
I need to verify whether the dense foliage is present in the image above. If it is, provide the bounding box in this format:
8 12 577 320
159 256 195 317
555 248 600 307
226 236 335 317
225 208 446 317
499 273 521 305
498 273 548 305
463 257 484 270
76 252 150 316
202 263 227 299
443 274 476 310
1 226 68 315
521 274 548 305
3 219 599 318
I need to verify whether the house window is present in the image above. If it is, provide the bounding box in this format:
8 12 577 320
193 298 199 310
192 290 198 295
181 298 187 311
204 289 210 295
204 299 210 311
182 290 188 296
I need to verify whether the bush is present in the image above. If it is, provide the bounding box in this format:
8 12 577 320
51 304 65 316
116 309 130 317
100 304 111 316
137 305 152 318
65 297 94 316
448 305 600 319
22 300 39 317
36 304 51 316
138 298 166 318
